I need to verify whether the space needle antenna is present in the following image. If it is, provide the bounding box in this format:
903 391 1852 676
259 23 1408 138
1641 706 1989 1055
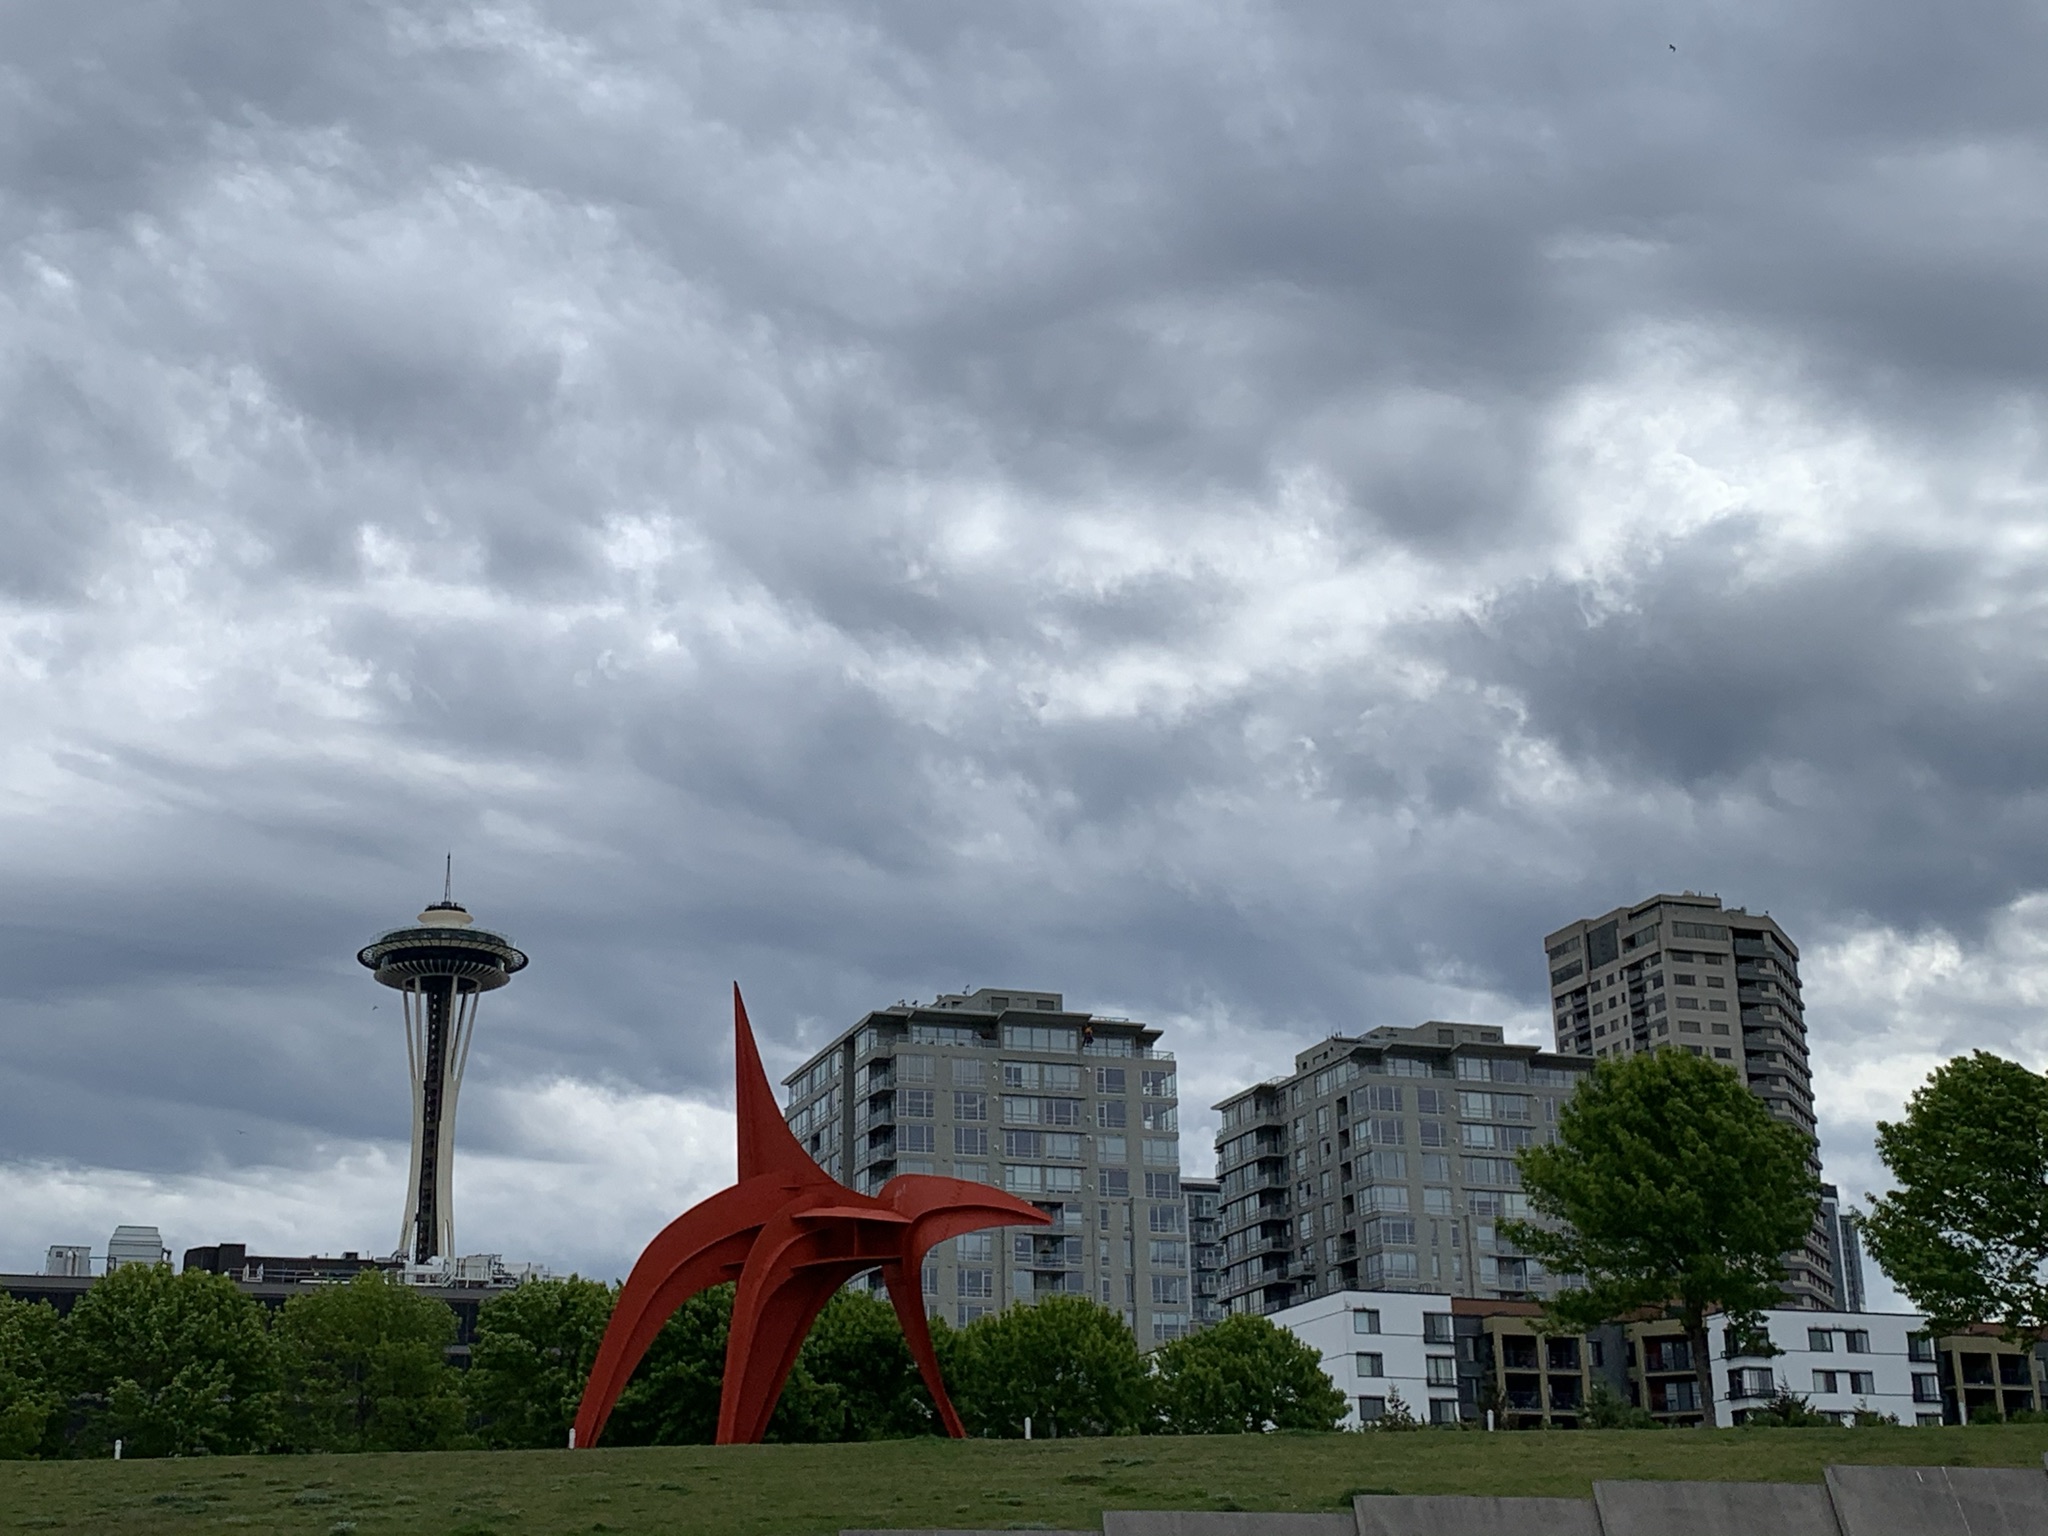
444 853 453 904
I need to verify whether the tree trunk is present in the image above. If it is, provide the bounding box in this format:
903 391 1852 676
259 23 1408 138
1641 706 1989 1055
1687 1309 1717 1429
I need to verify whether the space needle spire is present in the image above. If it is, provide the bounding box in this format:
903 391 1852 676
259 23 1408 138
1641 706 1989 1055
357 873 527 1265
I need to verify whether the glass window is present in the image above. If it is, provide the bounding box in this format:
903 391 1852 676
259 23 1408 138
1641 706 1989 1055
954 1091 987 1121
1812 1370 1838 1394
1426 1356 1457 1387
1352 1309 1381 1335
1002 1024 1077 1053
1424 1313 1454 1345
1843 1330 1870 1354
1808 1329 1834 1352
954 1126 988 1156
951 1057 985 1086
1357 1395 1387 1422
1095 1067 1127 1095
1356 1351 1384 1377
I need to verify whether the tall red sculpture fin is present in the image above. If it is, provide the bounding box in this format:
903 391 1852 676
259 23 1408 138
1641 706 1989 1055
733 983 817 1183
879 1261 966 1437
571 1182 765 1450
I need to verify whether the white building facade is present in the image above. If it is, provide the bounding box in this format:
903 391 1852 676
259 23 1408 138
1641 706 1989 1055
1277 1288 1945 1429
1274 1290 1467 1428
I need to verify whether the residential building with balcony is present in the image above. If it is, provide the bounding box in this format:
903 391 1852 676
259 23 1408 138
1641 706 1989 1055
1211 1022 1592 1318
1277 1290 1976 1429
780 987 1192 1343
1183 1177 1225 1328
1542 893 1837 1308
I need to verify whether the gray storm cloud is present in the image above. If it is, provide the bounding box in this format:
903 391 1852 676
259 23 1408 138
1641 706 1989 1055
2 1 2044 1292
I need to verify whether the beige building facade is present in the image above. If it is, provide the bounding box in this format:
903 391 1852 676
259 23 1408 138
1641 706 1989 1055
780 987 1192 1343
1542 892 1835 1308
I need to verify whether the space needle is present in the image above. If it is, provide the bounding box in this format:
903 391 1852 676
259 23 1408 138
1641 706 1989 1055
358 866 527 1265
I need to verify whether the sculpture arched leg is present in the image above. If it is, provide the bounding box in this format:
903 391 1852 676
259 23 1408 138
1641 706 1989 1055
719 1206 890 1444
573 1181 776 1449
879 1260 966 1437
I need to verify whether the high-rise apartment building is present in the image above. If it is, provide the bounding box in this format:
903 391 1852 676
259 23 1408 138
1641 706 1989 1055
1183 1177 1225 1328
1542 893 1835 1308
780 988 1193 1343
1212 1022 1592 1318
1821 1184 1868 1314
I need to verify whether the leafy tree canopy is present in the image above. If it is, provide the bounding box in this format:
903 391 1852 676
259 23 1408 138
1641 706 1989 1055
1148 1313 1345 1434
604 1282 940 1445
604 1284 736 1446
467 1276 615 1449
274 1271 464 1452
61 1264 279 1457
773 1288 938 1442
1861 1050 2048 1339
947 1295 1148 1438
0 1296 63 1459
1502 1049 1818 1423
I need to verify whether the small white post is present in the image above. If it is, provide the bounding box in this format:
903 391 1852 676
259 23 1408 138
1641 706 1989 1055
1023 1415 1032 1440
113 1439 123 1460
1485 1410 1495 1432
568 1426 576 1449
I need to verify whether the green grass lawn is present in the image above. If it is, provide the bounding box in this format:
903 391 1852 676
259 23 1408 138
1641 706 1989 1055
6 1425 2048 1536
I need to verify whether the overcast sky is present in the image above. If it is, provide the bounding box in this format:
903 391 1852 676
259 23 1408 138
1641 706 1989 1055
4 4 2046 1311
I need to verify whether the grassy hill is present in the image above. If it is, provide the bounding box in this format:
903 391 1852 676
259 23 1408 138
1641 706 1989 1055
6 1424 2048 1536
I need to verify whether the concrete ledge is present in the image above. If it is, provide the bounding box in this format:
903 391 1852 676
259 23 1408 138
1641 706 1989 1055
1104 1515 1356 1535
1354 1493 1600 1535
1593 1479 1841 1536
1827 1463 2048 1536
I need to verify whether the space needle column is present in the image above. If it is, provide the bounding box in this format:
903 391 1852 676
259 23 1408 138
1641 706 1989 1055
358 893 527 1265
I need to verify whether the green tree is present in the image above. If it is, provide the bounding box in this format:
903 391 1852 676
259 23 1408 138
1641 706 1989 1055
1501 1049 1818 1427
0 1296 63 1459
948 1296 1148 1438
1148 1314 1345 1434
466 1276 615 1449
274 1271 464 1452
778 1288 938 1441
605 1282 944 1445
604 1284 733 1445
1362 1385 1420 1432
61 1264 279 1457
1860 1051 2048 1338
1583 1380 1658 1429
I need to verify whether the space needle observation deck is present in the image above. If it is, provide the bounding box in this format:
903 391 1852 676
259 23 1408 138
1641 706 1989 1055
358 890 527 1265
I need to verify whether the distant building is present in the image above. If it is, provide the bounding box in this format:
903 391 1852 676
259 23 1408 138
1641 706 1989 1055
1543 894 1836 1309
182 1243 397 1284
1839 1216 1869 1315
1211 1022 1593 1317
43 1245 91 1277
1275 1288 2019 1429
781 987 1192 1343
105 1225 168 1270
1823 1186 1869 1314
1182 1177 1224 1328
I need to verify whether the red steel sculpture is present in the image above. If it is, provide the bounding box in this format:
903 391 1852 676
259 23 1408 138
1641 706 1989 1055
572 985 1052 1447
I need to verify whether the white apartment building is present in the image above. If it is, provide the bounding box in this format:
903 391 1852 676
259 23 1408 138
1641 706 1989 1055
1277 1288 1954 1429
